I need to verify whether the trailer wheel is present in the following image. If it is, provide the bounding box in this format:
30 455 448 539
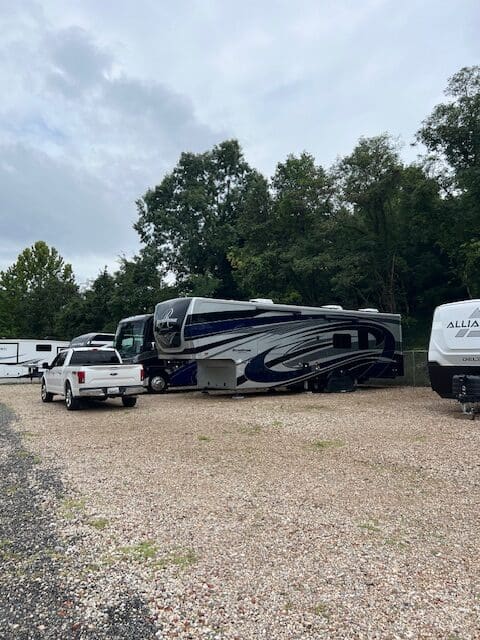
65 383 79 411
122 396 137 408
148 374 168 393
41 380 53 403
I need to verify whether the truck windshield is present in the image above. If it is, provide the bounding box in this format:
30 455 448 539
70 351 120 365
114 320 147 358
154 299 191 350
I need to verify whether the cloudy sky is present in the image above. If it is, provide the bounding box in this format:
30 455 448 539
1 0 478 283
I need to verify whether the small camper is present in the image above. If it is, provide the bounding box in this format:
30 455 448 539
153 297 403 393
69 332 114 348
0 338 70 379
429 299 480 417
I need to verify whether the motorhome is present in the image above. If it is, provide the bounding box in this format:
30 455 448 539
153 297 403 392
0 338 70 379
429 299 480 415
113 314 196 392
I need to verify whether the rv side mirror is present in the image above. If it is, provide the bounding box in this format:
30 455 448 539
42 362 50 369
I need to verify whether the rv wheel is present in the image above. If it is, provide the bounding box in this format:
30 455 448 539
148 374 168 393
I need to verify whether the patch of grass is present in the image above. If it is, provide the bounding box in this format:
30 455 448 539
155 548 198 570
240 424 262 435
384 536 408 549
119 540 158 562
410 435 427 443
198 435 211 442
32 454 41 465
2 485 19 496
313 602 330 619
359 520 381 534
18 430 38 440
15 450 31 459
60 497 86 520
88 517 109 530
310 439 344 451
271 420 283 427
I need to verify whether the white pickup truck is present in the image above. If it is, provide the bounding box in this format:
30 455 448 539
40 347 145 410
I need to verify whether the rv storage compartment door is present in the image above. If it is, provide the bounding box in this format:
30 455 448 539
197 360 237 390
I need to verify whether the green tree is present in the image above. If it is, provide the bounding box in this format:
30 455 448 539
231 153 333 304
0 241 78 338
135 139 258 298
417 66 480 296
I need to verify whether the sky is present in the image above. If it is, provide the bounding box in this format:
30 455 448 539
0 0 478 284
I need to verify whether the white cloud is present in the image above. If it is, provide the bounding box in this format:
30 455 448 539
0 0 479 280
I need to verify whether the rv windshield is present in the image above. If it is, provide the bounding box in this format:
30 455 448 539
114 319 147 358
154 298 191 350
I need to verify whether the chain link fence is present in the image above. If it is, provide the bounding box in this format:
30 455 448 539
372 350 430 387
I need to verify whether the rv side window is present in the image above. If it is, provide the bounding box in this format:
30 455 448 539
333 333 352 349
358 330 368 350
36 344 52 352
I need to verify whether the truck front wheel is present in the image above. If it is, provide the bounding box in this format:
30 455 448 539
41 380 53 403
65 383 79 411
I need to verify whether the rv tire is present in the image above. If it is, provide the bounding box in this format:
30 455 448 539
41 380 53 403
148 374 168 393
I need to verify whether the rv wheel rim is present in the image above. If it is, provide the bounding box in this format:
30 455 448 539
150 376 166 392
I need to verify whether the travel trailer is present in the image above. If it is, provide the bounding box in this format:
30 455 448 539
153 297 403 393
429 299 480 417
113 314 196 392
0 338 70 379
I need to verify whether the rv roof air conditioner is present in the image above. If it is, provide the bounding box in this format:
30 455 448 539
358 308 379 313
249 298 274 304
321 304 343 310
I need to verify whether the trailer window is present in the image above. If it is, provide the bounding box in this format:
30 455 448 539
36 344 52 352
70 351 120 365
333 333 352 349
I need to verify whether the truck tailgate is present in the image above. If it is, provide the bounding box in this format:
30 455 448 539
79 365 142 387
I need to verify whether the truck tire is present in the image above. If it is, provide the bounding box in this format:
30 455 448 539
148 374 168 393
41 380 53 403
122 396 137 408
65 383 79 411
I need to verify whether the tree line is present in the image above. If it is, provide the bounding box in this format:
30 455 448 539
1 66 478 347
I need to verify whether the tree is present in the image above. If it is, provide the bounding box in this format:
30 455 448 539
330 135 406 312
0 241 78 338
135 139 258 298
231 153 334 304
417 66 480 297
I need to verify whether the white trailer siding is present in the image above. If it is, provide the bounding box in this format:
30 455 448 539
0 339 70 379
429 299 480 398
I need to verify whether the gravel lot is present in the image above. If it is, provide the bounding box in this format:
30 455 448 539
1 384 480 639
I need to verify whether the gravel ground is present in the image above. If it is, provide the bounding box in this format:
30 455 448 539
1 384 480 639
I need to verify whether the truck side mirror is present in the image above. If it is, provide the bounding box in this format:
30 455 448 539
42 362 50 369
